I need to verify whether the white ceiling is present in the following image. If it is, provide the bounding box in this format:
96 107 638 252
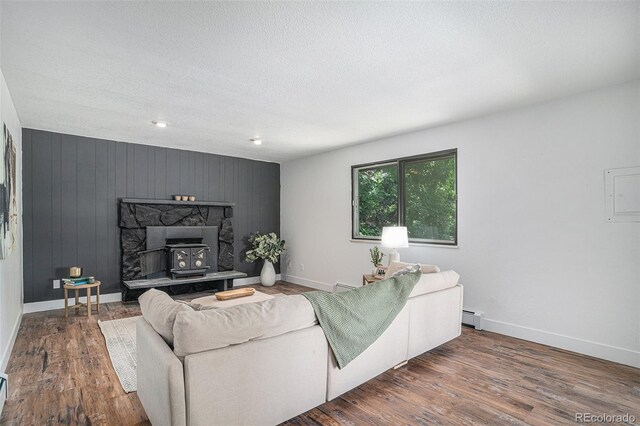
1 1 638 162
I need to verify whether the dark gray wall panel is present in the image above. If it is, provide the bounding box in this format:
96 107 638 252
31 130 53 302
60 134 79 298
76 138 97 295
22 130 33 303
50 132 63 297
166 149 181 199
22 129 280 303
153 147 167 199
95 141 110 292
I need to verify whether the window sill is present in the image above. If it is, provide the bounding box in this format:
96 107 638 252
349 239 459 249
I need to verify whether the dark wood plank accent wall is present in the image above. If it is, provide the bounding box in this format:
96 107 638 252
22 129 280 303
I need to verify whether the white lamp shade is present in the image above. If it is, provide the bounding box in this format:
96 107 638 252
381 226 409 248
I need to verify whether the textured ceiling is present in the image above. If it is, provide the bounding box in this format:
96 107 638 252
1 1 638 162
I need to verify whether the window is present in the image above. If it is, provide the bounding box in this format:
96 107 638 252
352 149 457 245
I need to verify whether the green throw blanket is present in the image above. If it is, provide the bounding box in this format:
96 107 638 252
302 271 421 369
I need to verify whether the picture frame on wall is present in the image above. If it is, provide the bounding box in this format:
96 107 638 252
0 124 17 259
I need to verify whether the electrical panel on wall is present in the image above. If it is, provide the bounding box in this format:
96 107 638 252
605 166 640 222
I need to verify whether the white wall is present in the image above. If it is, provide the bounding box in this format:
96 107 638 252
281 81 640 368
0 38 24 371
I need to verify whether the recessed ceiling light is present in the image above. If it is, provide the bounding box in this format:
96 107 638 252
152 121 167 128
250 138 263 145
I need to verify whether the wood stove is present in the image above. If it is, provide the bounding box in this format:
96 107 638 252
138 226 219 280
166 238 210 279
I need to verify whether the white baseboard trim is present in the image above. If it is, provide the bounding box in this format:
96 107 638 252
483 318 640 369
23 292 122 314
281 274 334 292
1 309 22 373
233 274 281 287
24 277 283 312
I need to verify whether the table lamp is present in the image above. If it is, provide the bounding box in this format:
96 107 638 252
381 226 409 264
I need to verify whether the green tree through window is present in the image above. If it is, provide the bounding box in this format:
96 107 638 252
356 164 398 237
403 156 456 242
352 150 457 245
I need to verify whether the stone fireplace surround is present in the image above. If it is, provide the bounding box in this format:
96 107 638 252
119 198 235 300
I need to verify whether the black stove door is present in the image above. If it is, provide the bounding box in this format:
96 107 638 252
173 248 190 271
190 248 209 270
139 248 167 277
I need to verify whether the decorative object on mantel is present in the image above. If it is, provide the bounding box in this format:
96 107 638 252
172 195 197 202
215 287 256 301
369 246 385 275
381 226 409 264
245 232 285 287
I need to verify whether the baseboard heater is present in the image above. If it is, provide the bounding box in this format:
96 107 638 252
462 310 484 330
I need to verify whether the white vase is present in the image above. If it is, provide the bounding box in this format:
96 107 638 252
260 260 276 286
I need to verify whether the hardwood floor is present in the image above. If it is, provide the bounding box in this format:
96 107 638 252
2 282 638 425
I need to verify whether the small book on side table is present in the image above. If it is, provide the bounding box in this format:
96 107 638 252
63 276 96 286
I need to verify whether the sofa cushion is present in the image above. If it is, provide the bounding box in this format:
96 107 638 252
176 300 218 311
389 263 421 277
139 289 193 346
385 261 440 279
173 294 318 357
409 270 460 298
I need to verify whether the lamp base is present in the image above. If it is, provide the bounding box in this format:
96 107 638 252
388 249 400 265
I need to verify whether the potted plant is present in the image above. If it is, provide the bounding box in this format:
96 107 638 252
245 232 286 286
369 246 385 275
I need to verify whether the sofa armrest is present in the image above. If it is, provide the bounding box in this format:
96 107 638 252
137 318 186 426
407 284 463 359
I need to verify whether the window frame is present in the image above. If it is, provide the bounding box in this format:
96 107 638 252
351 148 458 246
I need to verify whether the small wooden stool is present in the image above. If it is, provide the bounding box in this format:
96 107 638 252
64 281 101 318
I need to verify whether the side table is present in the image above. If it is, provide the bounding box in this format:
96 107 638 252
362 274 384 285
64 281 101 318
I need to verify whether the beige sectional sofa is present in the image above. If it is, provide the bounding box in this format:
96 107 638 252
137 268 463 426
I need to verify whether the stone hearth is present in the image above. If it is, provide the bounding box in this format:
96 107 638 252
118 199 236 299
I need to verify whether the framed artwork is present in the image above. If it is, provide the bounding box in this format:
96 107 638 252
0 124 17 259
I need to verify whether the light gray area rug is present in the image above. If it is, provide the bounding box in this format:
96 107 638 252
98 291 285 393
98 316 140 393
